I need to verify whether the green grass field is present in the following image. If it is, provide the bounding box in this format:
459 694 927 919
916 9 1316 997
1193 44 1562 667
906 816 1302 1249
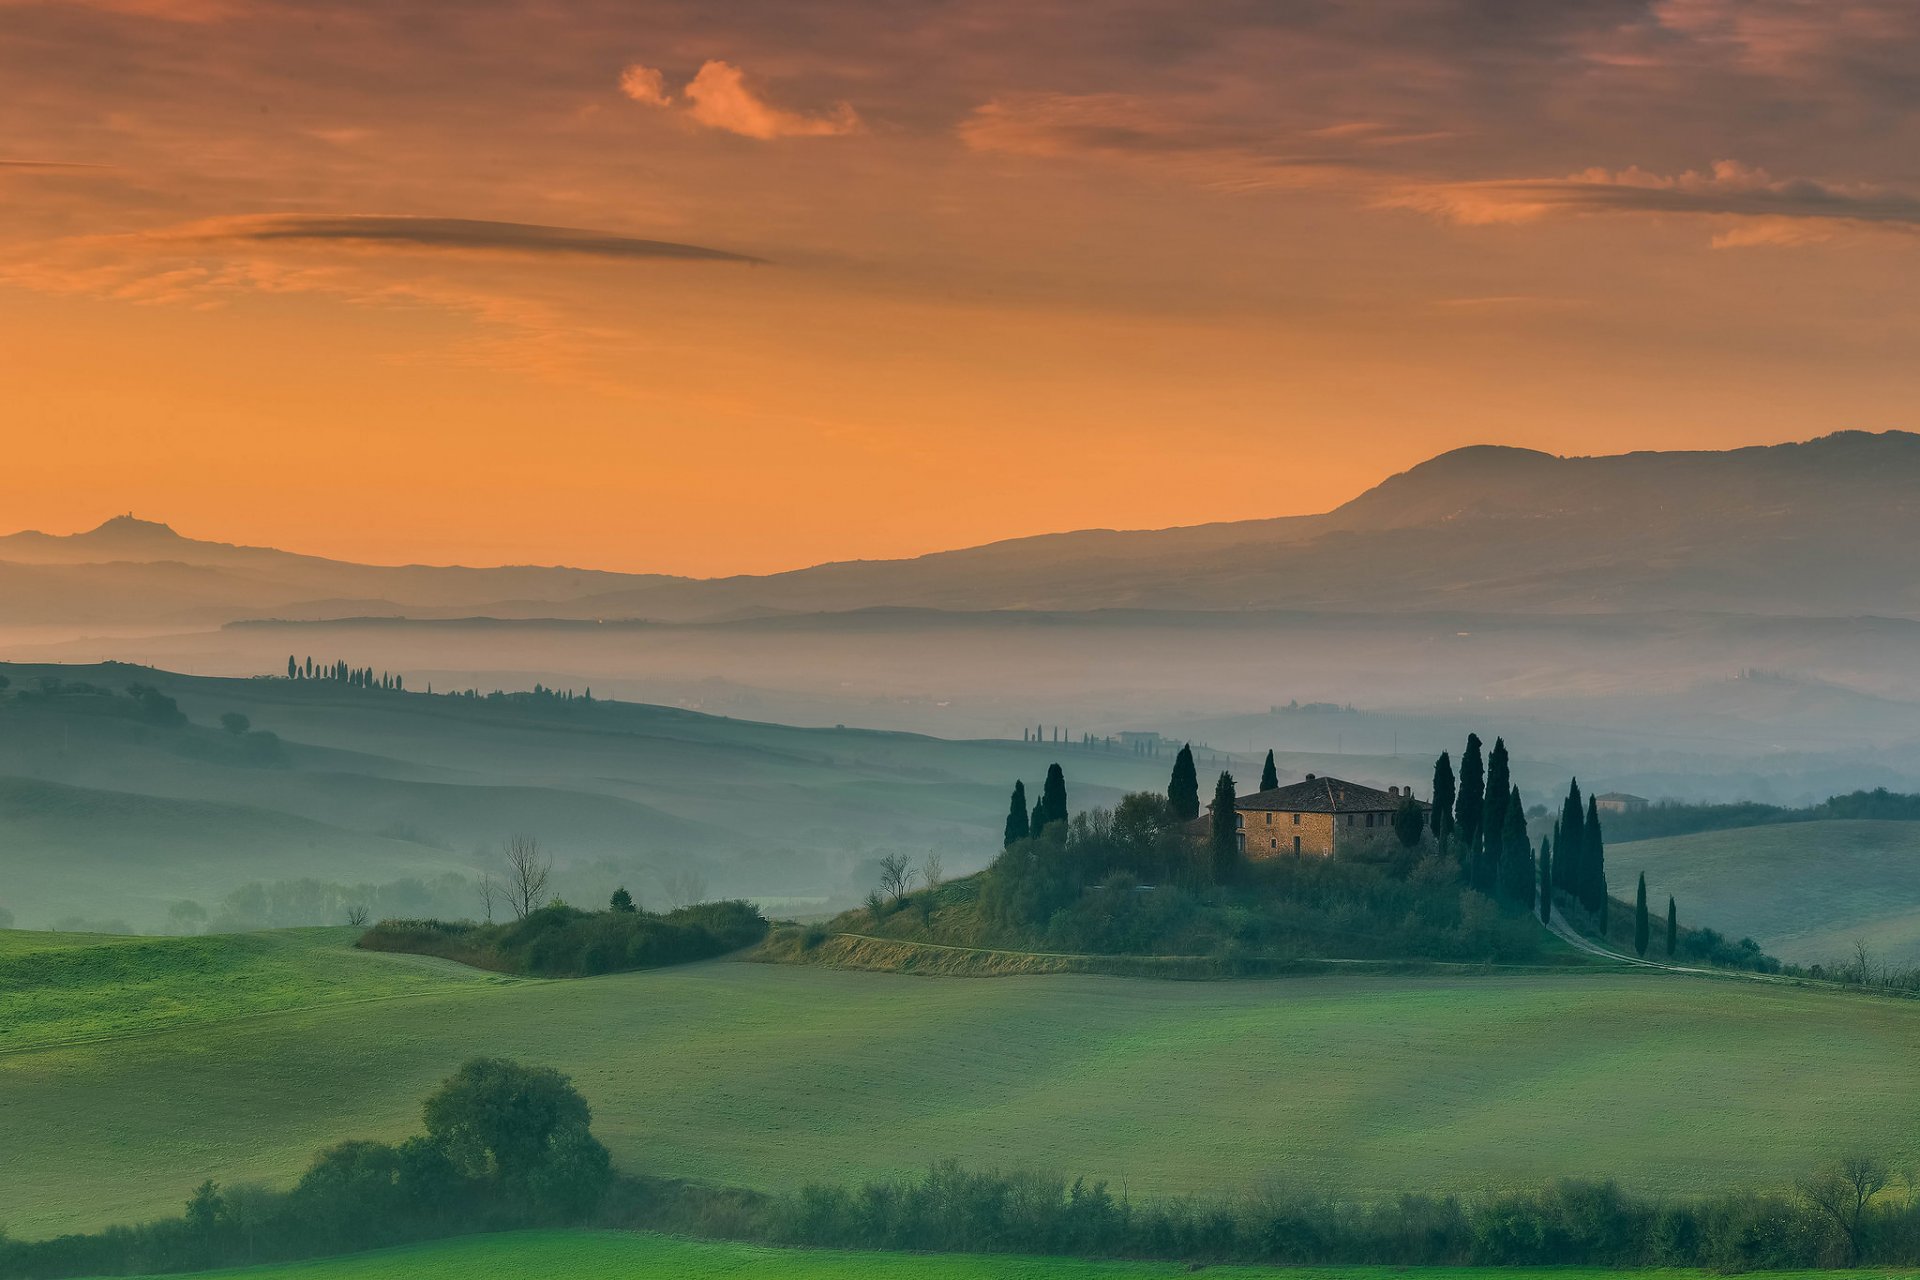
10 929 1920 1240
1619 820 1920 967
90 1230 1920 1280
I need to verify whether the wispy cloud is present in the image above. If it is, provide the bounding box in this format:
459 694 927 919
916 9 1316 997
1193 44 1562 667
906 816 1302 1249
620 59 860 140
152 213 766 264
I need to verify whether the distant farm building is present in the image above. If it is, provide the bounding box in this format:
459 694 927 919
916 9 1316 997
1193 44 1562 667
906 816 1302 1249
1200 774 1428 859
1594 792 1649 814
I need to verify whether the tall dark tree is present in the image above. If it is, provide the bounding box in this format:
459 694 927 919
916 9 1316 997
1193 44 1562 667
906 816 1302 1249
609 886 636 913
1498 786 1534 906
1634 872 1650 957
1393 798 1425 849
286 654 297 679
1454 734 1485 860
1482 738 1511 844
1667 896 1678 958
1430 751 1456 846
1031 797 1046 836
1209 771 1239 880
1003 780 1030 847
1168 744 1200 821
1538 836 1553 924
1038 763 1069 833
1584 794 1609 925
1555 779 1585 896
1259 749 1279 792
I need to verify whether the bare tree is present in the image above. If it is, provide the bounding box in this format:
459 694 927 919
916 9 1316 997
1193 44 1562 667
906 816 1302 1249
661 867 709 911
504 834 551 919
345 904 369 927
477 872 498 925
877 852 913 902
922 851 944 891
1799 1154 1890 1264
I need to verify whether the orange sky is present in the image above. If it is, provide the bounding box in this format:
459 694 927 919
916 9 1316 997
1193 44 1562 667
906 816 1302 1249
4 0 1920 575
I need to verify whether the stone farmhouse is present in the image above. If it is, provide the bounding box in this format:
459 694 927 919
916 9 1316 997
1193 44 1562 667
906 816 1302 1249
1203 774 1428 859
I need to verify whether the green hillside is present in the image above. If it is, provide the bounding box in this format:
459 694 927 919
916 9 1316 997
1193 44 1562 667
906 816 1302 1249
73 1229 1906 1280
7 930 1919 1239
1618 820 1920 967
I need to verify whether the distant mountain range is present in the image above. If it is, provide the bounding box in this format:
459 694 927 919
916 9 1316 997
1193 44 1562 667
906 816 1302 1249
8 430 1920 625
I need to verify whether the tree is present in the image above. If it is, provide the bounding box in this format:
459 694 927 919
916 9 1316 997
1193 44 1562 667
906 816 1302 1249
1667 895 1678 957
478 873 498 925
1454 734 1484 858
1169 744 1200 821
922 852 944 890
345 904 369 927
661 868 708 910
1539 836 1552 924
1482 738 1510 849
286 655 297 680
220 711 250 736
1634 873 1650 956
609 886 636 913
1555 779 1585 897
1430 751 1456 846
877 852 913 902
1497 787 1533 906
504 834 551 919
1037 763 1069 833
1003 780 1030 847
1584 794 1609 923
1392 797 1425 848
1209 771 1239 880
1259 749 1279 792
421 1057 610 1214
1798 1154 1889 1265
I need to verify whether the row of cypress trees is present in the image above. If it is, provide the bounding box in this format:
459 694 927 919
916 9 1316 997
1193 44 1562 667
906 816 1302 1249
284 655 402 690
1428 734 1538 910
1003 763 1069 846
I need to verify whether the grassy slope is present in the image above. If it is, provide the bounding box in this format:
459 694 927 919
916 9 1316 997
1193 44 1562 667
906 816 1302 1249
1618 820 1920 966
10 931 1920 1239
95 1230 1913 1280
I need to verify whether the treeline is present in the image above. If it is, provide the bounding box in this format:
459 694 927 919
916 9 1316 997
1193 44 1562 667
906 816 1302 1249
282 656 402 690
358 899 767 977
0 1059 610 1280
1605 788 1920 844
5 676 185 727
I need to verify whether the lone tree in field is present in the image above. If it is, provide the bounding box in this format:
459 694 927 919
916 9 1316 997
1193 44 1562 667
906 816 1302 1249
1259 749 1279 792
1003 780 1030 847
221 711 250 736
1667 895 1678 957
877 852 913 902
1209 771 1239 880
1798 1155 1890 1266
1634 873 1650 956
1430 751 1455 847
345 904 369 927
504 834 551 919
1169 744 1200 821
1538 836 1552 924
1393 797 1425 848
1036 763 1069 833
1454 734 1485 860
609 886 636 913
422 1057 611 1217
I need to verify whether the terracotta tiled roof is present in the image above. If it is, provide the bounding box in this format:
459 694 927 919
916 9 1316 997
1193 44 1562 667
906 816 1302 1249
1211 775 1423 815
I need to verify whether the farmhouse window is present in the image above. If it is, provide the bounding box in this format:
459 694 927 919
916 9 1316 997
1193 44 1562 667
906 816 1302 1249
1293 835 1301 853
1291 812 1300 825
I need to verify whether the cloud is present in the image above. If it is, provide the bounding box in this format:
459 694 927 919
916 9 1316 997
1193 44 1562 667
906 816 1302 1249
0 0 241 19
1387 161 1920 243
620 59 860 140
152 213 766 264
0 160 107 170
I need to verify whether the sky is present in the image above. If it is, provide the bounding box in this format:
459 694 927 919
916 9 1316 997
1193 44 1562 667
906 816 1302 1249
4 0 1920 575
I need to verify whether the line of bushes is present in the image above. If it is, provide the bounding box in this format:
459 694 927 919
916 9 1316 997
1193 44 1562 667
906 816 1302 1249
356 899 767 977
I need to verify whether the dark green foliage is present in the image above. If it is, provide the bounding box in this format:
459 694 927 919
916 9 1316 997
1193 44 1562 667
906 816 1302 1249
1454 734 1484 854
1430 751 1455 844
1209 771 1239 880
1259 750 1279 792
1497 788 1534 907
1392 798 1425 848
1584 795 1608 923
608 886 636 913
1556 779 1585 896
1037 763 1069 833
422 1058 610 1215
1634 873 1650 956
1003 780 1030 848
219 712 249 736
1539 837 1552 924
1667 895 1678 957
1601 788 1920 844
1168 744 1200 821
1482 738 1510 847
358 900 767 977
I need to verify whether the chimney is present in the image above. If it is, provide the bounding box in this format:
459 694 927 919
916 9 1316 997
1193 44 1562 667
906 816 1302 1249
1305 773 1316 781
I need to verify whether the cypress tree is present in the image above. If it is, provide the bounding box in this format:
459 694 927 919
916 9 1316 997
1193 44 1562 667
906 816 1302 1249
1454 734 1484 860
286 655 297 679
1538 836 1552 924
1003 781 1030 848
1259 749 1279 792
1555 779 1584 896
1209 771 1239 880
1584 794 1608 925
1498 786 1533 906
1039 763 1069 832
1030 798 1046 836
1169 744 1200 821
1430 752 1455 847
1634 872 1650 957
1667 896 1678 958
1482 738 1510 843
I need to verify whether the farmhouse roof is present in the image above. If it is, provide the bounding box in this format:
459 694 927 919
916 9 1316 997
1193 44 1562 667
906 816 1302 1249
1212 774 1424 814
1594 791 1647 802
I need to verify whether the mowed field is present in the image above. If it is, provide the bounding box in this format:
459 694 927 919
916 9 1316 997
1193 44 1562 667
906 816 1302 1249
1620 820 1920 967
105 1231 1920 1280
8 931 1920 1240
